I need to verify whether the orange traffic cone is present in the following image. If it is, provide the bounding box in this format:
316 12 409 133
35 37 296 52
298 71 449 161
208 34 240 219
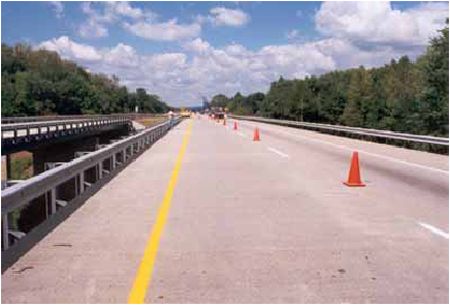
223 118 226 126
233 122 238 130
253 127 260 141
344 152 365 187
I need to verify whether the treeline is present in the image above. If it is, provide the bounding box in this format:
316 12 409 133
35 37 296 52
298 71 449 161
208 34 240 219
212 24 448 137
1 44 169 116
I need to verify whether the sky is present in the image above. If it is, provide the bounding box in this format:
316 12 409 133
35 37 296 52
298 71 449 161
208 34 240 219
2 1 449 107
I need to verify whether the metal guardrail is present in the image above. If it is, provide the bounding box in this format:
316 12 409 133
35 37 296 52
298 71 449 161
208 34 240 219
1 113 165 124
230 115 449 146
1 118 181 271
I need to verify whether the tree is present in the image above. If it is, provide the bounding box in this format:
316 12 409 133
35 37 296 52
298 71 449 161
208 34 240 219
339 68 366 127
217 23 448 138
210 94 229 108
1 43 170 116
417 21 449 136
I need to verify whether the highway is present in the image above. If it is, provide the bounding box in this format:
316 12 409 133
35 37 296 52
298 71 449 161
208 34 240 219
2 117 448 303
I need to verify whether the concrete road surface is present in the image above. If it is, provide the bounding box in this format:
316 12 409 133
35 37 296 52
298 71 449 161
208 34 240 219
2 117 448 303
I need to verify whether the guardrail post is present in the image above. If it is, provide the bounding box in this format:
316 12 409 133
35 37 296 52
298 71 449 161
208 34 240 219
79 172 85 194
2 214 9 250
112 154 116 169
6 154 12 180
98 162 103 180
47 188 57 216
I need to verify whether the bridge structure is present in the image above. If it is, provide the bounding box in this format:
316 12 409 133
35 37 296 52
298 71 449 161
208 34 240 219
1 115 448 303
1 113 165 182
2 115 131 155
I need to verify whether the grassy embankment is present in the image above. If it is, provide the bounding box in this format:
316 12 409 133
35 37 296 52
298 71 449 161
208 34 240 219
135 117 167 127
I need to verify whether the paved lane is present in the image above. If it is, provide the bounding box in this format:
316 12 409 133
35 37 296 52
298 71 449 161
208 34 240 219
146 117 448 303
1 122 189 303
2 117 448 303
235 119 448 230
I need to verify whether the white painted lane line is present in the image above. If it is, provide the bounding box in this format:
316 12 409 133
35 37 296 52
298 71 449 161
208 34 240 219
267 147 289 158
237 132 247 138
360 150 448 174
247 123 448 175
418 222 449 239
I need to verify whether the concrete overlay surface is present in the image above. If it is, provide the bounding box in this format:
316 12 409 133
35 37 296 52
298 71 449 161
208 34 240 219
2 118 448 303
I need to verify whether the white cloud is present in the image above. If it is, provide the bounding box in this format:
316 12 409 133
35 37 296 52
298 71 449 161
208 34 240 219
78 2 111 38
38 36 102 61
123 19 201 41
315 2 448 47
79 18 109 38
36 32 433 106
146 53 187 69
209 7 250 27
307 37 408 69
76 3 249 42
36 35 335 106
36 2 449 107
77 1 200 41
106 2 144 19
286 29 300 40
78 1 152 39
104 43 139 68
224 43 248 56
50 1 64 19
183 38 211 53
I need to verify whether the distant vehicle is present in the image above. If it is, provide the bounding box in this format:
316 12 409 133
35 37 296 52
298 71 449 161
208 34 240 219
179 108 192 118
211 107 225 120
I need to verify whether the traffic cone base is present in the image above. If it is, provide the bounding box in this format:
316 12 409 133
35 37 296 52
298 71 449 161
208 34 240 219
253 128 260 141
344 151 365 187
343 181 366 187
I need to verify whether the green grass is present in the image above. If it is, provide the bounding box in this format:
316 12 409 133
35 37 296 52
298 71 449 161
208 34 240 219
10 154 33 180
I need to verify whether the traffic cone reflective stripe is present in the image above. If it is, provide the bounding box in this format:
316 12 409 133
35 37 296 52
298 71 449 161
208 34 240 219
253 128 260 141
344 151 365 187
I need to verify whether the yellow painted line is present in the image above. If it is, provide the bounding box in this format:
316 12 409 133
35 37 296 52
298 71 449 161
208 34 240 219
128 120 193 304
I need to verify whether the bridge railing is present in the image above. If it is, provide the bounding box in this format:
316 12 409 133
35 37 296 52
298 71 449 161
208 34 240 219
1 118 181 271
1 115 138 155
2 116 130 136
230 115 449 146
1 113 166 124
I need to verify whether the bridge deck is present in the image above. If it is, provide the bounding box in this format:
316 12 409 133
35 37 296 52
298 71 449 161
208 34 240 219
2 118 448 303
